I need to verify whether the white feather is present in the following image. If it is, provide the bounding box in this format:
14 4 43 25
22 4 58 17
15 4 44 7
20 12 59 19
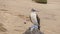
30 12 38 25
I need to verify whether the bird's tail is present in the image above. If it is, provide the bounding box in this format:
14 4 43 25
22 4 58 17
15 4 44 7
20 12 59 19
30 25 38 31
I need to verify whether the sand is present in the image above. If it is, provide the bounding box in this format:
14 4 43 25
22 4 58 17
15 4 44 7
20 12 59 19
0 0 60 34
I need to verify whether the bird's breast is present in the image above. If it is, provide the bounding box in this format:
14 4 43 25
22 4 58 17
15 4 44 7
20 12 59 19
30 13 38 25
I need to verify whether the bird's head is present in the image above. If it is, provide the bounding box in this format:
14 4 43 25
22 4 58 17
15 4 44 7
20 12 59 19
31 8 39 12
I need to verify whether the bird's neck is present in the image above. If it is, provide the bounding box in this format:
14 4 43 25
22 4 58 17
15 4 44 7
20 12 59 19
31 12 36 14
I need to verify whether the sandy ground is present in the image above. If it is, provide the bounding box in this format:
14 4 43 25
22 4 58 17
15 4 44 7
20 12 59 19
0 0 60 34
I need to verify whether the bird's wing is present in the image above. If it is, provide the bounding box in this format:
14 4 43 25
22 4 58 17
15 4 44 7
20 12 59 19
36 15 40 25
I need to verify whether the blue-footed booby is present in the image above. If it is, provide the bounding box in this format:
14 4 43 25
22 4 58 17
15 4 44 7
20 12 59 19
29 8 40 30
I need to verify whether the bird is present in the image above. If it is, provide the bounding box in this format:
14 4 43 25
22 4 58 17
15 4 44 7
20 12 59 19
29 8 40 30
23 9 41 34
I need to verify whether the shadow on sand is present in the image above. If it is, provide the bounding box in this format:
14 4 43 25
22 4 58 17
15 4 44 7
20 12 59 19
23 27 44 34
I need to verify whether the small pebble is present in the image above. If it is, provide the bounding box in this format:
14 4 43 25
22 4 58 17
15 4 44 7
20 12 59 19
24 22 26 24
